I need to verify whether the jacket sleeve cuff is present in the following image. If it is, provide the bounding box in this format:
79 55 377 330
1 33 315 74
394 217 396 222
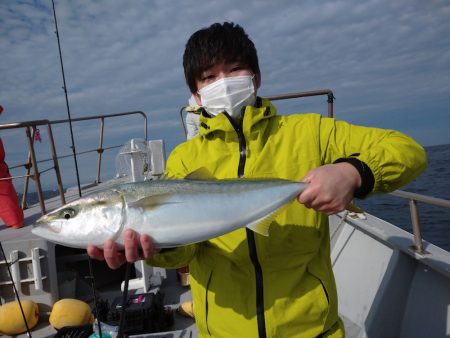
333 157 375 199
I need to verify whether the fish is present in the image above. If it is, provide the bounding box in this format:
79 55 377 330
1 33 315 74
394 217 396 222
32 178 307 249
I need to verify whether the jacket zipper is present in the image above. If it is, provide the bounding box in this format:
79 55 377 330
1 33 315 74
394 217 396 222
228 115 267 338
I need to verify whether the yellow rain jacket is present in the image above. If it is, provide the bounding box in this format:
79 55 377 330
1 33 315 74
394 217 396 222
149 99 427 337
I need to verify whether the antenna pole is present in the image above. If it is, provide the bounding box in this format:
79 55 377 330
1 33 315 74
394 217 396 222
51 0 82 197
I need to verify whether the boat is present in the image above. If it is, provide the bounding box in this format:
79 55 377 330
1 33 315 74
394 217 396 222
1 90 449 338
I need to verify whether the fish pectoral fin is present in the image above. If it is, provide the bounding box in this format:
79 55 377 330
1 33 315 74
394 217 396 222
246 203 291 236
185 167 216 180
246 216 271 236
129 193 174 211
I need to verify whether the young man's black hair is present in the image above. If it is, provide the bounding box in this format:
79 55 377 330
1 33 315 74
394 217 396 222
183 22 260 93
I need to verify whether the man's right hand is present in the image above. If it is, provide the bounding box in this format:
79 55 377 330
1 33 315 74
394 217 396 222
87 229 157 269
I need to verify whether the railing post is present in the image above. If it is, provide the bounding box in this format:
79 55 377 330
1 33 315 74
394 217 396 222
25 126 46 215
21 151 32 210
96 117 105 184
143 114 148 142
327 92 334 118
409 199 425 254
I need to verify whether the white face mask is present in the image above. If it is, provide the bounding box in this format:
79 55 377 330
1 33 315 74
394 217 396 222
198 75 256 120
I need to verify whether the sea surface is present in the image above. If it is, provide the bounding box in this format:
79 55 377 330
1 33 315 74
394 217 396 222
358 143 450 251
20 144 450 251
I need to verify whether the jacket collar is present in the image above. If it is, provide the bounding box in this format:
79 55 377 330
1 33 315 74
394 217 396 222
198 98 277 137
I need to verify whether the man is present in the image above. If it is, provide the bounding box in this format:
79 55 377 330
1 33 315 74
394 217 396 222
88 22 427 337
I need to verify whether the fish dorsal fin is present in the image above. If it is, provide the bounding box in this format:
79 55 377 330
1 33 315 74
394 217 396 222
246 202 293 236
128 193 174 211
185 167 216 180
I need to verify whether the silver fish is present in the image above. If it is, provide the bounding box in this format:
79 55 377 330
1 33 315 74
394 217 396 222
32 179 307 249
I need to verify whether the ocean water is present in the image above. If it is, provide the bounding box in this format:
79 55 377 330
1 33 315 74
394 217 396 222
21 144 450 251
358 143 450 251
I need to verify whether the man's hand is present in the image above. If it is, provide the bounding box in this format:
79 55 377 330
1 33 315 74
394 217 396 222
298 163 361 215
87 229 157 269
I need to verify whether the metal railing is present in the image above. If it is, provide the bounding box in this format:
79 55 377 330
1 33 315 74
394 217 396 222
390 190 450 254
265 89 335 118
0 111 147 215
179 88 335 138
1 120 64 215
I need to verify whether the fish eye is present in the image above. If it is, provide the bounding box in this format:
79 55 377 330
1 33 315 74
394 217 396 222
61 208 76 220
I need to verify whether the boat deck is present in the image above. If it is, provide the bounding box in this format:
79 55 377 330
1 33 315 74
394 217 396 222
1 178 197 338
2 176 450 337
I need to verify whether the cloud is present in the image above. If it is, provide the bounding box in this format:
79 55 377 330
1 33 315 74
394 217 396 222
1 0 449 190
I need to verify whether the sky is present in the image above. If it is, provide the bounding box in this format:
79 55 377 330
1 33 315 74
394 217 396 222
1 0 449 191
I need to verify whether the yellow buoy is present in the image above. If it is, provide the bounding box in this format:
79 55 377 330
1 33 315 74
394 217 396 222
0 300 39 335
49 299 94 329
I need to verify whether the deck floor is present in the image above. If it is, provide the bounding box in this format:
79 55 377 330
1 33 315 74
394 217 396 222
1 178 196 338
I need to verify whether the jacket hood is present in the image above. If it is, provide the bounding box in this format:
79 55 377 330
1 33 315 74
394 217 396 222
198 97 277 137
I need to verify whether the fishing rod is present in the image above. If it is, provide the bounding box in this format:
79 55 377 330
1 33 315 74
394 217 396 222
0 242 32 337
51 5 107 336
87 256 103 338
117 262 132 338
51 0 82 198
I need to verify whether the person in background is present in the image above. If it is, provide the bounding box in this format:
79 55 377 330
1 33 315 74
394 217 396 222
185 95 201 140
0 105 24 229
88 22 427 337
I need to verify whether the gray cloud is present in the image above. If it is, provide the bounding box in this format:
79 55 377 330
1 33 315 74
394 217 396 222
1 0 449 189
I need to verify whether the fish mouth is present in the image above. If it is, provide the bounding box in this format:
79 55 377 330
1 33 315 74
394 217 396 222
35 215 46 225
34 216 62 233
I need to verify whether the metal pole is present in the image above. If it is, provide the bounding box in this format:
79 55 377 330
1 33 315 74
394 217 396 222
96 118 105 184
264 89 335 118
52 0 82 197
46 123 65 205
117 262 132 338
327 92 335 118
21 151 32 210
409 199 425 254
87 256 103 338
25 126 46 215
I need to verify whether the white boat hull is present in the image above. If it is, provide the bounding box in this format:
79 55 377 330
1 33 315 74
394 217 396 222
330 212 450 338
